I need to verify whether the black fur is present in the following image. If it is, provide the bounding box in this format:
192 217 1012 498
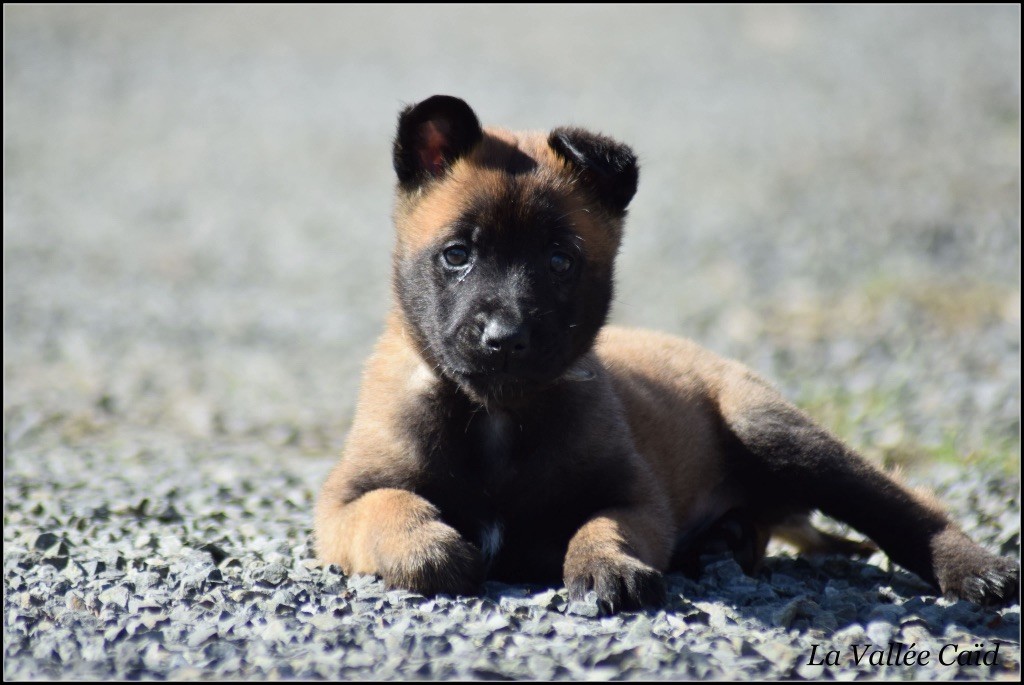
669 507 766 577
724 402 1020 606
724 404 944 582
393 95 483 189
393 179 614 407
549 127 639 216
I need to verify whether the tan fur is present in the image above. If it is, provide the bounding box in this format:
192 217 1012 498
596 328 736 531
314 314 427 513
772 514 878 558
595 326 936 558
315 487 439 574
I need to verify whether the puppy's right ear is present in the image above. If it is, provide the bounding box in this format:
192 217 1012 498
393 95 483 190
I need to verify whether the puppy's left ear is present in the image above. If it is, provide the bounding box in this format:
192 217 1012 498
549 127 639 215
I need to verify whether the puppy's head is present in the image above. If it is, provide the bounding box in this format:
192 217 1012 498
391 95 638 406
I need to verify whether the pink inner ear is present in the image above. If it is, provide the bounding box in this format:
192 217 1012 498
418 121 450 177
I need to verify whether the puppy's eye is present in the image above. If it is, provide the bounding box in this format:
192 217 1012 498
443 246 470 267
550 252 574 274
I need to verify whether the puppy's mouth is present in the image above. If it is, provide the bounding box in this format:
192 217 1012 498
449 367 537 389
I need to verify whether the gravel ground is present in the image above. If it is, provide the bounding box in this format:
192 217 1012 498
4 5 1020 680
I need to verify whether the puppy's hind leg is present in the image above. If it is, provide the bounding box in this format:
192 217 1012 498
772 513 878 558
668 508 773 577
717 370 1019 606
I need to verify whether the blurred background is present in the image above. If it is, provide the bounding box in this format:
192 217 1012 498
4 5 1020 472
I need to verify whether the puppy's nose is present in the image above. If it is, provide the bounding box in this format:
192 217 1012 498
481 319 530 357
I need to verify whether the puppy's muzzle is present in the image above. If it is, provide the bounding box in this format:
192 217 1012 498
481 318 530 358
477 317 531 371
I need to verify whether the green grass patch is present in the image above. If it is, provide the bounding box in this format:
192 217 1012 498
796 386 1020 477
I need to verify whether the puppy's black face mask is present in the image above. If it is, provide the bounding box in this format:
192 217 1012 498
396 183 613 407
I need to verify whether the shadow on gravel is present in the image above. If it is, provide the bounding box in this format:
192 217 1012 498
482 551 1020 642
671 553 1021 642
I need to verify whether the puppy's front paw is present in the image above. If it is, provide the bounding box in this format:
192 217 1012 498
933 529 1020 606
564 553 666 614
380 521 484 596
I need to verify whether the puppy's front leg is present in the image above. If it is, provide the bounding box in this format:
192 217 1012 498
563 505 673 613
315 487 483 596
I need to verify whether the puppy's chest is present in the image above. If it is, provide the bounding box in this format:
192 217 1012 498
469 411 517 476
424 412 519 564
421 409 623 580
452 411 525 513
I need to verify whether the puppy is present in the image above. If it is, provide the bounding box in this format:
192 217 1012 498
314 95 1019 613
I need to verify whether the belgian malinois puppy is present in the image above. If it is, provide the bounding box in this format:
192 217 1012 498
315 95 1019 613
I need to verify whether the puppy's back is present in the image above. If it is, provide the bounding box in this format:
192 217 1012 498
596 326 739 529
